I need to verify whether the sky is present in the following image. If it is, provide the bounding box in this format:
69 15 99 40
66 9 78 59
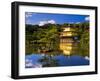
25 12 89 26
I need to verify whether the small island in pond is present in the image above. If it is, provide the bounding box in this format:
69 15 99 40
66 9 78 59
25 12 89 68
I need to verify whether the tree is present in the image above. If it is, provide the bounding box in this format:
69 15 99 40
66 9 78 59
78 22 89 57
26 24 60 55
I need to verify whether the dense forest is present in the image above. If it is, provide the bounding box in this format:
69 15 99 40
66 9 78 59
25 22 89 57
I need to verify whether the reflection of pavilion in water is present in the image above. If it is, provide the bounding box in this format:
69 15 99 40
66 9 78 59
60 24 80 55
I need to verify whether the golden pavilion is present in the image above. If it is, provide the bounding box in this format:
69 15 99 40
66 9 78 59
59 24 79 55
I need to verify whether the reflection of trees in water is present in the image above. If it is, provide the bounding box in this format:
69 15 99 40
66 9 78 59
38 54 59 67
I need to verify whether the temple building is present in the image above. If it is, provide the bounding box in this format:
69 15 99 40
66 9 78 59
59 24 80 55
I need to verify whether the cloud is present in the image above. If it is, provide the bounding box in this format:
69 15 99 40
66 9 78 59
25 59 42 68
48 20 56 24
25 12 33 18
39 21 48 26
68 22 74 24
85 16 90 21
76 22 80 24
39 20 56 26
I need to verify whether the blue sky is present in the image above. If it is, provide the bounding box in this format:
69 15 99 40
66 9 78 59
25 12 89 25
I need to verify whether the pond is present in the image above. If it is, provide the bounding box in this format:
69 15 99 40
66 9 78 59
25 54 89 68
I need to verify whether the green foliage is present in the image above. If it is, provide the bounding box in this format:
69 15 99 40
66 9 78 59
77 22 89 57
26 24 60 54
79 31 89 56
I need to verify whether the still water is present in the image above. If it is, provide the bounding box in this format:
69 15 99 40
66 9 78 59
25 54 89 68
